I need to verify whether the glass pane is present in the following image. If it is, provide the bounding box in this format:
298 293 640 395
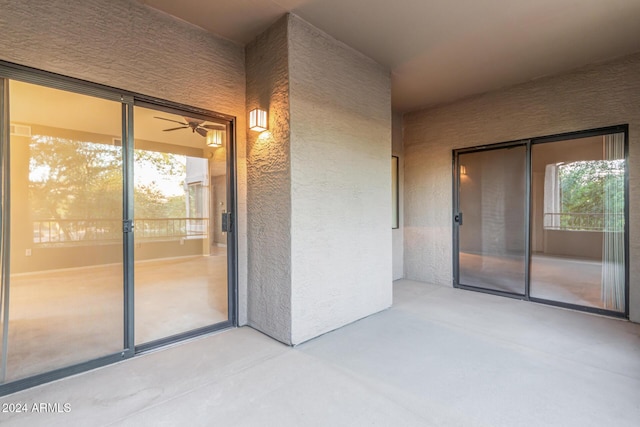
133 106 228 345
530 135 626 312
2 81 123 383
458 146 526 294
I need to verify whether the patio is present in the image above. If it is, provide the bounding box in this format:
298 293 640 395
1 279 638 426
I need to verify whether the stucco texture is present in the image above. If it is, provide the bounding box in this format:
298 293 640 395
288 15 392 344
244 15 392 345
404 53 640 322
0 0 249 322
245 16 293 343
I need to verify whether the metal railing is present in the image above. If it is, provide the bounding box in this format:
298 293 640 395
33 218 208 244
135 218 208 240
543 212 624 232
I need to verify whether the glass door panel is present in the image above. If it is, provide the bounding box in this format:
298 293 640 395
133 106 228 345
2 80 124 383
530 134 626 312
457 146 527 295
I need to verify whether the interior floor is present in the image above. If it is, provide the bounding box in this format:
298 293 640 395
1 279 638 426
529 253 603 306
2 253 228 383
460 252 526 294
460 252 611 310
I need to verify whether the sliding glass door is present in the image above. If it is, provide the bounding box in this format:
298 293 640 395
530 133 627 313
0 65 236 395
456 145 527 295
454 127 628 316
1 80 125 383
132 105 230 346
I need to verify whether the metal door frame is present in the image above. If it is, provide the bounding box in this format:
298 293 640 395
452 140 529 299
0 60 238 395
452 125 629 318
132 99 238 353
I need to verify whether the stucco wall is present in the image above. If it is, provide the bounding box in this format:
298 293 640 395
288 15 392 343
404 52 640 322
245 16 292 343
244 15 392 345
0 0 249 322
392 112 404 280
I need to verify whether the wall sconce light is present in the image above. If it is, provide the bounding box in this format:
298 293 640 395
249 108 268 132
206 129 224 147
460 165 467 175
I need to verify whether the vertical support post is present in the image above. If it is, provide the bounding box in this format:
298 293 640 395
0 79 10 381
451 150 460 287
122 99 135 354
226 119 238 326
623 128 630 317
524 140 532 299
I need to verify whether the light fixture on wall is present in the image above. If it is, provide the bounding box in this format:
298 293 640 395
460 165 467 175
206 129 224 147
249 108 268 132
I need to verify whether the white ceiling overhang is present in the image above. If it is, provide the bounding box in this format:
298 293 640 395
140 0 640 112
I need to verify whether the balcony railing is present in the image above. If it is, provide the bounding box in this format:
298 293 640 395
33 218 208 245
543 212 624 232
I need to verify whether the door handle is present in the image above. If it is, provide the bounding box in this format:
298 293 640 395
454 212 463 225
221 212 233 233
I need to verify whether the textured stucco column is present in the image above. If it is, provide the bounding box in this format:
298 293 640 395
288 15 392 344
246 14 392 344
245 16 292 343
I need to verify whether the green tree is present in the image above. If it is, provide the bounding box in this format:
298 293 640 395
28 135 189 242
559 159 624 230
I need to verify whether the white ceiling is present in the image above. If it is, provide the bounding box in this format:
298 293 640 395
141 0 640 112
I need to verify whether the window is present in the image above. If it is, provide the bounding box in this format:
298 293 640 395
29 134 122 244
544 158 625 231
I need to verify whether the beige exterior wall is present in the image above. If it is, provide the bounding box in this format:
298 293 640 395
404 52 640 322
245 15 392 345
1 2 392 345
288 15 392 344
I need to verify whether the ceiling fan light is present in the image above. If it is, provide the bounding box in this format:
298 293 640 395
249 108 268 132
206 129 224 147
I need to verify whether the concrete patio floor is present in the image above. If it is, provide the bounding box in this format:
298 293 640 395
1 279 639 426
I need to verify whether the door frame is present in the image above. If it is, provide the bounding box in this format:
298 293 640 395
452 125 629 318
130 99 238 353
0 60 238 395
452 139 530 300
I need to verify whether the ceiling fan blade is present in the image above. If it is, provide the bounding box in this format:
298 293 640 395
154 116 186 125
184 117 204 125
195 127 208 137
163 126 188 131
202 124 224 130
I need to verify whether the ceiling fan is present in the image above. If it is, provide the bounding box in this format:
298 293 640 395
154 116 222 137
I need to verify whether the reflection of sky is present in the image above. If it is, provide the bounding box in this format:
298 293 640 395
29 164 49 182
558 159 625 180
135 156 186 197
28 135 194 198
